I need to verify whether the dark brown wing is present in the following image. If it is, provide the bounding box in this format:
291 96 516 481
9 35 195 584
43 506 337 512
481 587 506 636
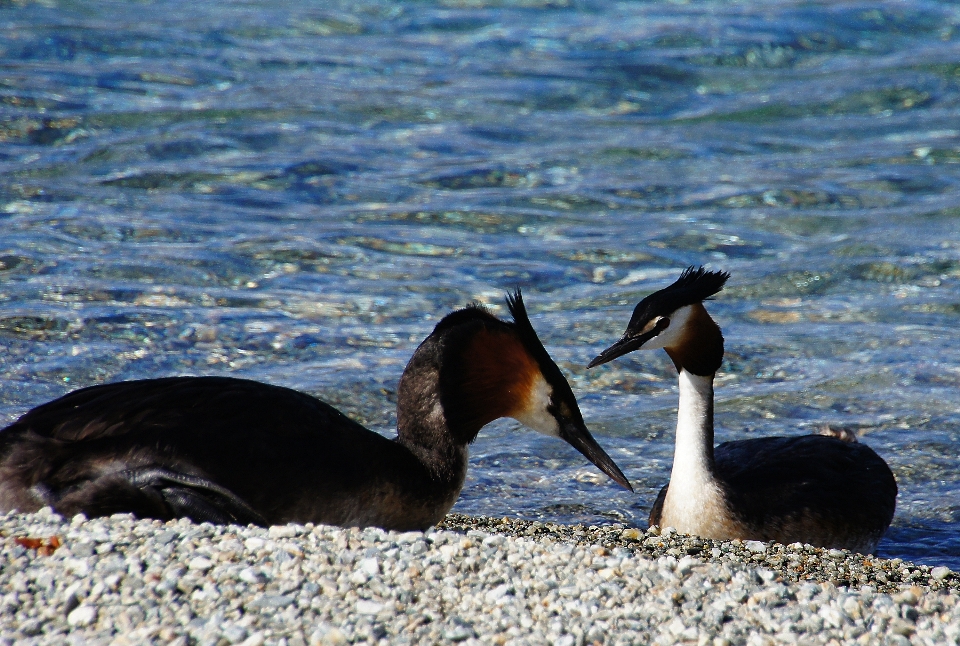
1 376 361 442
0 376 420 525
714 434 897 551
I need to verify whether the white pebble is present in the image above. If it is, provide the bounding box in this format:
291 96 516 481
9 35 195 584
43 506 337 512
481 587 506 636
485 584 511 603
64 558 92 576
745 541 767 553
356 557 379 576
268 525 297 539
355 600 384 615
677 555 698 575
188 557 213 571
244 537 265 551
238 567 263 584
932 566 951 581
67 604 97 627
310 624 348 645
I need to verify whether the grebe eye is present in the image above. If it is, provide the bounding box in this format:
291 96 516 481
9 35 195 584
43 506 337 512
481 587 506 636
642 316 669 335
550 399 572 419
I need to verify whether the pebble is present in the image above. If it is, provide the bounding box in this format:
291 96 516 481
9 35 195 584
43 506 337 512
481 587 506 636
66 605 97 627
1 508 959 645
745 540 767 553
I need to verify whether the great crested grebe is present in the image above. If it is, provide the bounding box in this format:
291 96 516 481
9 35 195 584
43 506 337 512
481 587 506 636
0 290 631 531
588 268 897 553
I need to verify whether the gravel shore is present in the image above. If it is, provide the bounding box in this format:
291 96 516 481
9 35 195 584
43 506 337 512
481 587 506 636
437 515 959 596
2 509 958 646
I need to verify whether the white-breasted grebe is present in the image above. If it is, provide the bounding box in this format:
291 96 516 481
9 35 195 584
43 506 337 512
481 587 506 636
0 290 631 531
588 268 896 553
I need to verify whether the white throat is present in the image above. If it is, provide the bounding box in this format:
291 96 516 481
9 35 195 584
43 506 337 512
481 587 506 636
673 370 714 478
511 373 560 437
660 369 738 538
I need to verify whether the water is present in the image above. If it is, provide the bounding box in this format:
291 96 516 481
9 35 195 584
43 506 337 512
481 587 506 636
1 0 959 568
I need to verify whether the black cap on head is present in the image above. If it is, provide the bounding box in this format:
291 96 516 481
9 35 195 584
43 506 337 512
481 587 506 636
623 267 728 331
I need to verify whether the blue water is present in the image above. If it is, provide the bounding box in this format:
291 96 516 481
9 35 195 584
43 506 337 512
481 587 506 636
1 0 959 568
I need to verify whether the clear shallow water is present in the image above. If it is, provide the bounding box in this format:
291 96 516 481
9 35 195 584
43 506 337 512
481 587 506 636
1 0 959 568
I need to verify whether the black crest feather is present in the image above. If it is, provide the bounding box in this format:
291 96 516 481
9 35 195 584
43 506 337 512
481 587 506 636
667 266 729 302
506 288 581 411
505 289 551 369
625 266 729 333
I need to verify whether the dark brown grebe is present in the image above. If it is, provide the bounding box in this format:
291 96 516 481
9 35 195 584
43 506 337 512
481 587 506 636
0 290 631 531
588 268 896 553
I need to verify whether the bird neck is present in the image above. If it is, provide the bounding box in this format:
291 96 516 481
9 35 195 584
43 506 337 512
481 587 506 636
668 369 717 499
394 355 470 489
663 303 724 377
658 308 742 538
393 320 540 487
658 368 740 537
660 370 727 536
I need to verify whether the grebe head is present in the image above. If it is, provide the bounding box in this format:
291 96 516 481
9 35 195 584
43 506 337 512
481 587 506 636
588 267 729 376
423 289 632 491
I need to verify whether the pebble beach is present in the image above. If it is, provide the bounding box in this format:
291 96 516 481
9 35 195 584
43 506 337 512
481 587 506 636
2 509 958 646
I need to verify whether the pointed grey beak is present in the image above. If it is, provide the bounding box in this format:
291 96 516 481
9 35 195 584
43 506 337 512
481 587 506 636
559 418 633 492
588 318 669 368
587 333 648 368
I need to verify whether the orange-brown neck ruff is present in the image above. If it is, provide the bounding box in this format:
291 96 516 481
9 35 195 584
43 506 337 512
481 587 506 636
664 303 724 377
455 327 540 436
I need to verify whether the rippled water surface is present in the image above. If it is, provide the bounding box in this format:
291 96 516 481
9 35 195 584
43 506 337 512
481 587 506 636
2 0 959 568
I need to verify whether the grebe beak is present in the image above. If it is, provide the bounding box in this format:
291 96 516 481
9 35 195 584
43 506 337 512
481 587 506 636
587 318 670 368
559 418 633 492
